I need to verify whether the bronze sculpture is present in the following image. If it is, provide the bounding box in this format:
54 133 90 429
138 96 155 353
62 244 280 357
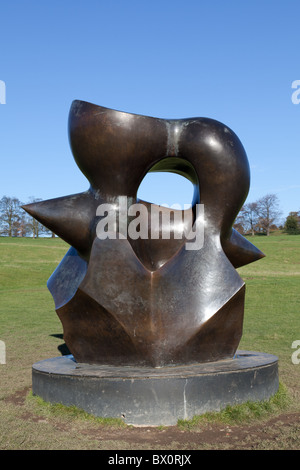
23 100 265 368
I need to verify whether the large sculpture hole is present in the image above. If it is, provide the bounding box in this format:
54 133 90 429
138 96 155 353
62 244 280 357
137 171 195 209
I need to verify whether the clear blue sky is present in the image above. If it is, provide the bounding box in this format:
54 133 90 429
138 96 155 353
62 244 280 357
1 0 299 222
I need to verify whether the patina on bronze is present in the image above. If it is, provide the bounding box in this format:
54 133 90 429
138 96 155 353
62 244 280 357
23 101 265 367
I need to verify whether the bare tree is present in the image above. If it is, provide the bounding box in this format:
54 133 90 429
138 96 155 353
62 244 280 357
25 197 54 238
17 213 31 237
0 195 56 237
25 197 46 238
0 196 23 236
256 194 281 236
239 202 259 236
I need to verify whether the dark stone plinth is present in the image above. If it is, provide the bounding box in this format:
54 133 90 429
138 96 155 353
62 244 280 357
32 351 279 426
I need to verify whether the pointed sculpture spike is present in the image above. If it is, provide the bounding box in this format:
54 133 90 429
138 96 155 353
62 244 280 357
22 191 97 256
222 228 265 268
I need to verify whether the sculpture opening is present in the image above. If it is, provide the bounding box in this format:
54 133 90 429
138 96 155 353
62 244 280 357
137 170 195 209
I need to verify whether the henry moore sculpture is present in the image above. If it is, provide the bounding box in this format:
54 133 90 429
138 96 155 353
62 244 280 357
24 101 281 426
23 100 266 368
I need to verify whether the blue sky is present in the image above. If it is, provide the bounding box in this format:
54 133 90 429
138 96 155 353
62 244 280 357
0 0 299 222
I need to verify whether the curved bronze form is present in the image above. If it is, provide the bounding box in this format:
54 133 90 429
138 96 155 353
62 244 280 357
23 101 264 367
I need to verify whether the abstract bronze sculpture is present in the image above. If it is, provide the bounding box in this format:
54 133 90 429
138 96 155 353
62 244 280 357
23 100 265 368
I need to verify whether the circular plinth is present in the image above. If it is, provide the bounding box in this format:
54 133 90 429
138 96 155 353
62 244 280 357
32 351 279 426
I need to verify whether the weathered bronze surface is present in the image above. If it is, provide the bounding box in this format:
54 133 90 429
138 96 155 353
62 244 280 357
23 101 265 367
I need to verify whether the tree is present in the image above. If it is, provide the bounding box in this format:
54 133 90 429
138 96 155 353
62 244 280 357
256 194 281 236
0 196 23 236
25 197 51 238
239 202 259 236
18 213 31 237
289 211 300 226
284 213 300 235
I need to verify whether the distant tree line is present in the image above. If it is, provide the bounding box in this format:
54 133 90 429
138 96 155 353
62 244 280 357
0 193 299 238
233 193 300 236
0 196 55 238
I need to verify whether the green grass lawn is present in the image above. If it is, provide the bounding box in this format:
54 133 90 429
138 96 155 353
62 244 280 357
0 238 68 391
237 234 300 391
0 234 299 449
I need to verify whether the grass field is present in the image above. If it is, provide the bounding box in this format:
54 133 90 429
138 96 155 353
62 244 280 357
0 234 299 450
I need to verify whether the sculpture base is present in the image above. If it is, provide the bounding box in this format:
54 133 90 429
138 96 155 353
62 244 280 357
32 351 279 426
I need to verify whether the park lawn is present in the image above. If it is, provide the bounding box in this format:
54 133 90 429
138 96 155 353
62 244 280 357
0 237 68 396
0 233 299 449
237 234 300 390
